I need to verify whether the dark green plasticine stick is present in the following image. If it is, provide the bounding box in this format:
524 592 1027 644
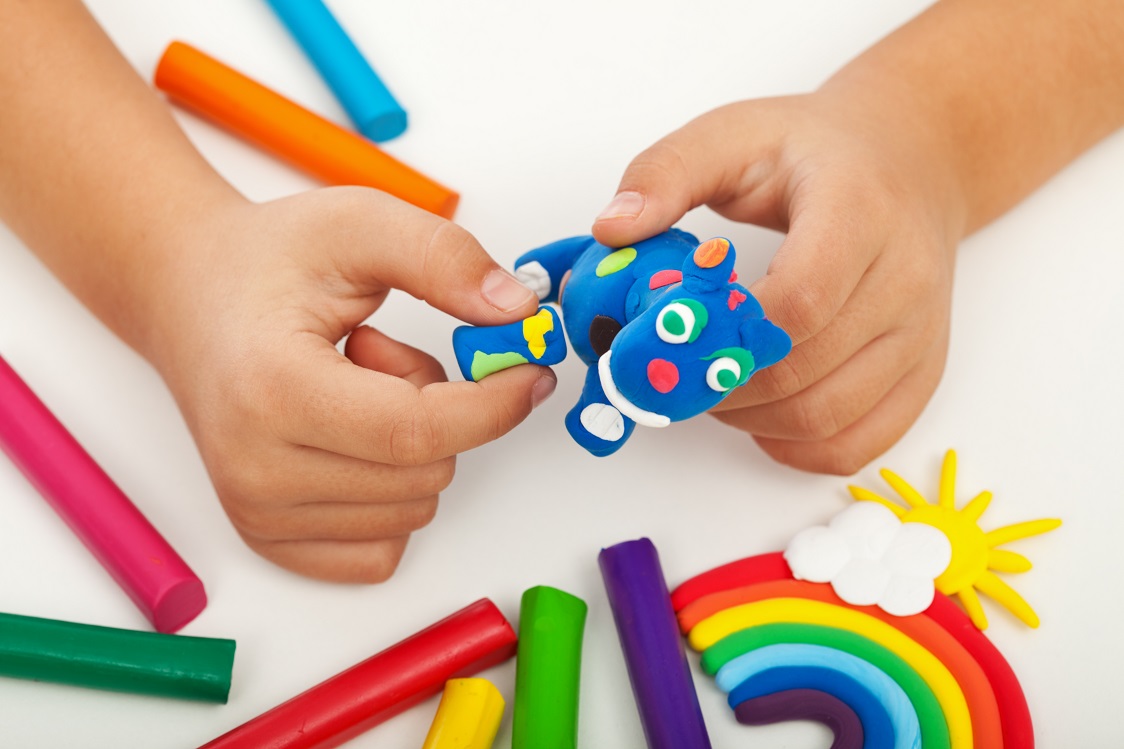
0 611 235 702
512 586 588 749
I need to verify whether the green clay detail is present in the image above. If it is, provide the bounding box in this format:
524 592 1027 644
717 368 739 390
471 350 529 380
663 311 686 337
704 346 756 386
595 247 637 277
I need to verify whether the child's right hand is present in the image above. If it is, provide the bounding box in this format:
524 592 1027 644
144 187 554 582
592 93 967 475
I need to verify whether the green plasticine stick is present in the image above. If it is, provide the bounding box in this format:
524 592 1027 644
0 611 235 702
512 586 588 749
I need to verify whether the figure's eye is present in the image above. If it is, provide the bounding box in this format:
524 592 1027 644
703 347 756 392
706 357 742 392
655 299 708 344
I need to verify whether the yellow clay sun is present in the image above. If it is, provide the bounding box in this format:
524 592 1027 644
848 449 1061 629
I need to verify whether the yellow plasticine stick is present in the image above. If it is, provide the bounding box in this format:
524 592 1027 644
421 678 505 749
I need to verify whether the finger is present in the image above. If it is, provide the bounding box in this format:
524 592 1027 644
714 327 937 440
592 103 785 247
232 496 440 544
749 343 949 476
320 188 539 325
277 340 557 465
242 535 412 584
345 325 447 388
714 268 909 411
221 443 456 507
746 176 885 346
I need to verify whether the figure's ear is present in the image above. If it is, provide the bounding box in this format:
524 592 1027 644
739 317 792 371
682 237 738 293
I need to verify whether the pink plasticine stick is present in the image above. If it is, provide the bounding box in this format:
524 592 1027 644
0 355 206 633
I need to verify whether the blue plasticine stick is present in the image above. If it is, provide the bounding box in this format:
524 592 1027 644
264 0 408 142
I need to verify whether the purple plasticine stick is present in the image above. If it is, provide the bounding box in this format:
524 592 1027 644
598 537 711 749
0 355 205 633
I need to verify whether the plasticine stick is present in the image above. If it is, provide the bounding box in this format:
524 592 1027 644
0 354 206 634
154 42 458 218
263 0 408 142
0 610 235 702
198 599 518 749
421 678 505 749
599 538 712 749
512 586 587 749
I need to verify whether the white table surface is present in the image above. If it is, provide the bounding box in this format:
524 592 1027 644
1 1 1121 746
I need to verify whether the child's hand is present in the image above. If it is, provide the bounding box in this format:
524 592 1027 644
148 187 553 582
592 94 966 475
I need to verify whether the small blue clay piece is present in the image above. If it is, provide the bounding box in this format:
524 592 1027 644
453 306 568 382
453 229 791 455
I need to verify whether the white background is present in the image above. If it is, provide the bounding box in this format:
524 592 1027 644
1 1 1121 746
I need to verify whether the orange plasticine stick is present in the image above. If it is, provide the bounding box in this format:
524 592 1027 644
154 41 459 219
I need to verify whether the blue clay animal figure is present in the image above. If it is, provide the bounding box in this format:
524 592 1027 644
453 229 791 456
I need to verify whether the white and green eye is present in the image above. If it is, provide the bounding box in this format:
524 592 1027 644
656 299 708 344
704 347 756 392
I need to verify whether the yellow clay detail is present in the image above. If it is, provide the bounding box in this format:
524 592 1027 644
421 678 505 749
522 308 554 359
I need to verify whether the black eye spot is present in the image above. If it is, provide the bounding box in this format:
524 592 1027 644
589 315 623 357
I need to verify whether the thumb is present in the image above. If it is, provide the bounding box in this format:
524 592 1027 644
591 103 779 248
325 189 540 326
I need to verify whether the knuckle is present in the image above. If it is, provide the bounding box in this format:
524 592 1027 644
350 541 409 583
773 279 835 343
758 437 872 477
782 393 845 442
421 220 478 286
811 444 874 476
628 139 691 188
388 407 440 466
222 497 285 541
398 495 440 531
418 458 456 495
746 346 815 402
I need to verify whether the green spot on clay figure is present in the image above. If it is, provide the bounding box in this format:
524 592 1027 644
595 247 637 277
471 351 529 380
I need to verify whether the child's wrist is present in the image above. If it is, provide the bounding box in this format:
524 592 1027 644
128 183 250 378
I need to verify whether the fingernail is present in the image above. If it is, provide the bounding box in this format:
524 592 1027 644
596 191 645 222
482 269 536 312
531 372 557 408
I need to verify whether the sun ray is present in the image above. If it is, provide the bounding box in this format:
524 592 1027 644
975 571 1040 628
878 468 929 509
849 451 1059 630
957 586 989 630
985 518 1062 548
988 549 1032 573
847 485 908 517
938 449 957 509
961 490 992 523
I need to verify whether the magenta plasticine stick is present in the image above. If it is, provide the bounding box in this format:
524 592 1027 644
0 354 205 633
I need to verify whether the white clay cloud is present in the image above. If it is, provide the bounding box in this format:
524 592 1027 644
784 502 953 617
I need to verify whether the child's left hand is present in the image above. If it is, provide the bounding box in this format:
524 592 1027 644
592 93 965 474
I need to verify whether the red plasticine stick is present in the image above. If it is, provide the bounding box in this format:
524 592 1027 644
0 354 205 633
199 598 518 749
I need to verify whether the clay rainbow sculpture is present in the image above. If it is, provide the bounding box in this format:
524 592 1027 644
671 451 1059 749
453 230 791 456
